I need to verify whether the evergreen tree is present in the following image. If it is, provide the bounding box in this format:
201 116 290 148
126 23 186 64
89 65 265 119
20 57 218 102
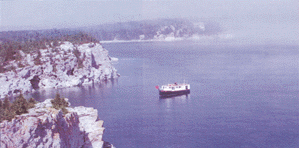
0 96 15 122
0 108 3 122
2 108 15 122
11 94 29 115
28 97 37 108
3 96 10 110
0 101 3 122
28 97 37 104
51 92 69 114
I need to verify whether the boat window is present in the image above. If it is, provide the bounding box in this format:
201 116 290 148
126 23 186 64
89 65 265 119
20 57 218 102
172 87 175 90
179 86 181 88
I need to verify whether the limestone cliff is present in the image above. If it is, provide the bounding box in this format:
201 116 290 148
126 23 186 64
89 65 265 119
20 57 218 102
0 42 119 98
0 99 110 148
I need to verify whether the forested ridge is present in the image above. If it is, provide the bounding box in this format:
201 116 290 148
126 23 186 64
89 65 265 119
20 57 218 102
0 30 98 72
0 18 221 73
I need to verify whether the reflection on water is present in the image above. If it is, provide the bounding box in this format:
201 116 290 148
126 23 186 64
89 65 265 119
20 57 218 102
159 92 191 99
25 79 119 106
159 94 191 112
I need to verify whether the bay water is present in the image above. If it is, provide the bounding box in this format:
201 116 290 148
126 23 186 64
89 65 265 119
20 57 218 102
31 41 299 148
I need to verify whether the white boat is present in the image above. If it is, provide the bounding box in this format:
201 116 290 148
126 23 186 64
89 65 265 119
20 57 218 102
156 82 190 96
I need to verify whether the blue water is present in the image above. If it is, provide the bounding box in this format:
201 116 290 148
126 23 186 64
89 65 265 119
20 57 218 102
32 41 299 148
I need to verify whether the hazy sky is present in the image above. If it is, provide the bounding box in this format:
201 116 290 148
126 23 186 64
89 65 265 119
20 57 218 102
0 0 298 43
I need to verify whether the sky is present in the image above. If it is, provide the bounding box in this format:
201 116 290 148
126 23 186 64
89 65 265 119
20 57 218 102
0 0 298 43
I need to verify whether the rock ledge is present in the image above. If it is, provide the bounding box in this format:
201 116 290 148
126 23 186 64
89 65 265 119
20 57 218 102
0 99 111 148
0 42 119 98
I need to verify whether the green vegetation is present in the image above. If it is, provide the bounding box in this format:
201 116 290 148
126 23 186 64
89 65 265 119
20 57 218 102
28 97 37 108
0 94 37 122
0 92 70 122
51 93 69 115
11 94 29 115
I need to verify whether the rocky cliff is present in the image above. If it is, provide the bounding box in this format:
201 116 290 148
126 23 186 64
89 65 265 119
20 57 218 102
0 99 110 148
0 42 119 98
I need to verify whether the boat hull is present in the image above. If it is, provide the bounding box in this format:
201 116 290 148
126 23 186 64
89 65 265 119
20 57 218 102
159 93 190 99
159 89 190 96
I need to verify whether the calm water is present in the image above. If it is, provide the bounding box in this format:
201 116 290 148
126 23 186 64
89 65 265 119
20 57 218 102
31 41 299 148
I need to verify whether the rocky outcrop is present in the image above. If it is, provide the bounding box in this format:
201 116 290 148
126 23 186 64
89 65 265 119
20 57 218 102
0 42 119 98
0 99 109 148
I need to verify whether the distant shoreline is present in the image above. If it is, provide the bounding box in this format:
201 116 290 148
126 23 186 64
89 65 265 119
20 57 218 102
100 36 208 44
99 35 299 46
99 34 234 44
100 39 180 44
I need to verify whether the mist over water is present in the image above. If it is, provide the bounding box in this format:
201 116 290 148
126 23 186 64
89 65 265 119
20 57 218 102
3 0 298 147
224 22 298 45
2 0 298 46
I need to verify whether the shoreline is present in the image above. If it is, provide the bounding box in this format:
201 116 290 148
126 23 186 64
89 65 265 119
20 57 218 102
99 35 299 46
99 36 214 44
0 42 119 99
99 33 233 44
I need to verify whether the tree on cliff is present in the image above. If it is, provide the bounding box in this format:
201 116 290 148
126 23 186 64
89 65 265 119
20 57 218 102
0 96 15 122
0 108 15 122
51 93 69 114
0 95 37 122
11 94 29 115
3 96 10 110
28 97 37 108
0 100 3 122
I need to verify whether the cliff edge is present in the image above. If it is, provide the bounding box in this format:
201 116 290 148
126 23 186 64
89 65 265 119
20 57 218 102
0 42 119 98
0 99 111 148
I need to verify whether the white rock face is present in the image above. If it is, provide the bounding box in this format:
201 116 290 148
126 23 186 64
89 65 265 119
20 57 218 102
110 57 119 62
0 42 119 98
0 99 107 148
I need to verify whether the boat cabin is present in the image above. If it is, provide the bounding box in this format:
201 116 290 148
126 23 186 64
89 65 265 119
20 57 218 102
157 82 190 96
